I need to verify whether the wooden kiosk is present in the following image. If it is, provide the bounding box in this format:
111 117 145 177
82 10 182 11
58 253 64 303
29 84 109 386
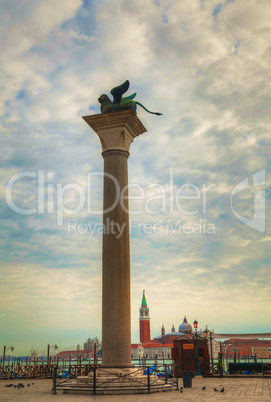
172 334 209 376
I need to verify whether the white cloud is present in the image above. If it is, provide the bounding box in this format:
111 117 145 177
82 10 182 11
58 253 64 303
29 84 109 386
0 0 270 352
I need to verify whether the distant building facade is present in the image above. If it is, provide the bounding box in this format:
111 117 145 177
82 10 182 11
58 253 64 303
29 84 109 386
30 347 38 360
222 339 271 359
57 350 94 359
131 342 173 360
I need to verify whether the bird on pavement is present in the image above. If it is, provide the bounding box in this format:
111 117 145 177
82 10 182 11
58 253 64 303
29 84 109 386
214 387 219 391
202 386 206 390
220 387 225 392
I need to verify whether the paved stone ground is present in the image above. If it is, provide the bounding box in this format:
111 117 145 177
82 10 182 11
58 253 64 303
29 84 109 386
0 377 271 401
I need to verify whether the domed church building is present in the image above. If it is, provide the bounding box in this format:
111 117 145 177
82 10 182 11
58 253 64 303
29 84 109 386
154 316 193 344
178 316 193 333
131 291 195 360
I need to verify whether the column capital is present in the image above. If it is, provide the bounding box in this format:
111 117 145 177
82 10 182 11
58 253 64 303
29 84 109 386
82 110 147 153
102 149 130 159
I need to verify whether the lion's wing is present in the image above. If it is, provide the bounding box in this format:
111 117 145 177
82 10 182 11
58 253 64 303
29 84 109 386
121 93 137 103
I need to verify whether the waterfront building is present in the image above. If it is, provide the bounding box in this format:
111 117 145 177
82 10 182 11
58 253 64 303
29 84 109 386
30 347 38 360
57 350 94 360
223 339 271 359
131 342 173 360
251 344 271 359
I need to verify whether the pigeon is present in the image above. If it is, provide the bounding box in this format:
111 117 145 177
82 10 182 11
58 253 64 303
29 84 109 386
202 386 206 390
110 80 130 104
163 389 167 392
27 384 30 387
19 383 24 387
180 389 183 393
32 383 34 385
214 387 219 392
13 386 17 388
220 387 225 392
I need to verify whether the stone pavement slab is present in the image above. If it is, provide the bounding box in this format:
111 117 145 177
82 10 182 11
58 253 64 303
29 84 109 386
0 377 271 401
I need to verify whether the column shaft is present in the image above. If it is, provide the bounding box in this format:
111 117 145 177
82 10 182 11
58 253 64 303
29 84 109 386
102 149 132 367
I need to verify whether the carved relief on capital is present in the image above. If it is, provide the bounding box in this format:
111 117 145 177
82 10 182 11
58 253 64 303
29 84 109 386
82 110 147 153
97 128 134 153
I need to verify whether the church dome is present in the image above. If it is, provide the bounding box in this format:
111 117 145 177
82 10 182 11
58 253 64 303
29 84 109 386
178 316 192 333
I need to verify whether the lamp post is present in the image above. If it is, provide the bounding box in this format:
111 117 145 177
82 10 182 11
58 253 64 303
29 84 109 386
3 345 14 367
203 325 213 366
47 344 58 364
193 320 201 376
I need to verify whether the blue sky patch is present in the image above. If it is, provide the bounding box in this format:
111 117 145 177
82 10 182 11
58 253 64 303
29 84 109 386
16 89 27 100
212 3 222 16
235 40 241 49
162 14 168 24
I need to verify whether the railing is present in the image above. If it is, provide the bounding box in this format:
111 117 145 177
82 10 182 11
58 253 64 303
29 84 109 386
52 363 180 395
262 364 271 376
0 363 95 380
200 362 220 376
228 363 271 375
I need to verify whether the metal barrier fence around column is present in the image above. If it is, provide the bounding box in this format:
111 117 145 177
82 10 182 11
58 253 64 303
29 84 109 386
52 363 180 395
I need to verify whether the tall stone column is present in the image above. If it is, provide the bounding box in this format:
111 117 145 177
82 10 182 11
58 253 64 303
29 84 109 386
83 110 146 368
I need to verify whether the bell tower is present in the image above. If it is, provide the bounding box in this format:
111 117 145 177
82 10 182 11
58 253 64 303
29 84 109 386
139 290 150 342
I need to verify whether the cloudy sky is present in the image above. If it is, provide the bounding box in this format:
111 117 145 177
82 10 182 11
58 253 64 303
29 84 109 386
1 0 270 355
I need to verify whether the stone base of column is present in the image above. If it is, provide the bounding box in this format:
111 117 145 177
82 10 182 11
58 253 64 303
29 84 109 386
100 363 134 368
88 367 141 377
61 368 175 395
